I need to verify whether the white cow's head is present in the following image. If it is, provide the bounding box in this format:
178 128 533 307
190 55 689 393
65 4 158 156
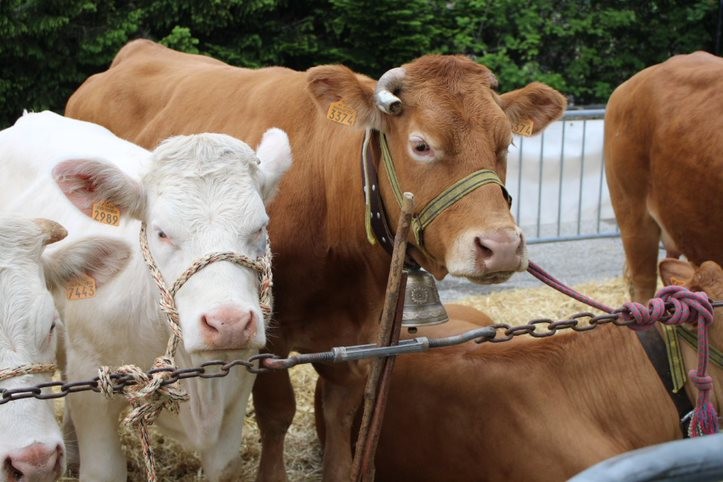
52 129 292 353
0 216 130 482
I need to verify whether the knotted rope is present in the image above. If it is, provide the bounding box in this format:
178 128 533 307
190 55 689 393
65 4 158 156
97 222 273 481
622 286 718 437
0 363 56 382
528 261 718 437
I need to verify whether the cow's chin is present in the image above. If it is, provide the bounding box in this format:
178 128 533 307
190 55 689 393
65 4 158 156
464 271 515 285
182 337 266 359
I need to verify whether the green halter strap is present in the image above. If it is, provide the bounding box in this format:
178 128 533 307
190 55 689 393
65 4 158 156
378 132 512 249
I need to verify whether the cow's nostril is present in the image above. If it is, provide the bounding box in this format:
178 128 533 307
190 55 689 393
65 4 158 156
4 457 23 482
201 314 219 333
3 457 23 482
475 237 494 260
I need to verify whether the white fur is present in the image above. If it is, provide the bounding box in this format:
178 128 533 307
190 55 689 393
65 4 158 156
0 216 130 482
0 111 293 481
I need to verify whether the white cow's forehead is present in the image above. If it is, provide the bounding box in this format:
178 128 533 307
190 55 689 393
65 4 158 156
150 174 267 234
0 266 54 361
145 132 260 185
0 220 45 262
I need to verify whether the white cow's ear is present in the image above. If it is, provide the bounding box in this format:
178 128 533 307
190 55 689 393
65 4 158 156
43 237 132 291
255 128 293 205
52 159 146 220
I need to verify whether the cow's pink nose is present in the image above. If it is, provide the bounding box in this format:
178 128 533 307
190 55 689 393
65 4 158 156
4 443 63 482
474 229 525 273
200 306 257 349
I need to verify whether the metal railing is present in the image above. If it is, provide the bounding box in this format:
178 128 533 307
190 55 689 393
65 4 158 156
508 108 618 244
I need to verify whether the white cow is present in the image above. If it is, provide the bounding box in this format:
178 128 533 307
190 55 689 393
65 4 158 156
0 111 293 481
0 215 130 482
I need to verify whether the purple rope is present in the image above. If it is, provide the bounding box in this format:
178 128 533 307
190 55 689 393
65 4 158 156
527 261 719 436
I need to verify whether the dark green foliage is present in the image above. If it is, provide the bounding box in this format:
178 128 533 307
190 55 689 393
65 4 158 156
1 0 719 127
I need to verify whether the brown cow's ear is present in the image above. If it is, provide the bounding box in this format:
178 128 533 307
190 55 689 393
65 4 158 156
52 158 146 221
306 65 384 131
43 237 132 292
499 82 567 136
659 258 696 287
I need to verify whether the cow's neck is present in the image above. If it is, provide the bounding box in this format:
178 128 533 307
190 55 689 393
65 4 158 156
268 124 393 347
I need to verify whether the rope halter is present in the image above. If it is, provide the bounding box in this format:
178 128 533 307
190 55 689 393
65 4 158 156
0 363 56 383
97 221 273 482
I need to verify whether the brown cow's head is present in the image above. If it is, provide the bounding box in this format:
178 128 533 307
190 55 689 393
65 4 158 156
660 259 723 348
307 55 566 284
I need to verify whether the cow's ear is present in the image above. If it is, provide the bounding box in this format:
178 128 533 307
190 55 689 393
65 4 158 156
498 82 567 136
52 159 146 221
659 258 696 287
255 128 293 205
43 237 132 291
307 65 384 131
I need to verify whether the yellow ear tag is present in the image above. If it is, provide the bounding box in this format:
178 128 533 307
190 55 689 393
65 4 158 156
669 276 687 286
327 100 357 127
511 119 534 137
66 273 97 300
92 200 121 226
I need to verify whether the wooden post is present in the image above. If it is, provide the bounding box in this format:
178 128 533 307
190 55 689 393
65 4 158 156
350 192 415 481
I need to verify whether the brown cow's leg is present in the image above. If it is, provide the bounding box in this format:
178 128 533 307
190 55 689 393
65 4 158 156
254 368 296 482
316 363 366 482
620 213 661 303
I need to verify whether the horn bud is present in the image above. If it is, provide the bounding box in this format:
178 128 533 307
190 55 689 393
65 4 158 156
375 67 406 116
34 218 67 245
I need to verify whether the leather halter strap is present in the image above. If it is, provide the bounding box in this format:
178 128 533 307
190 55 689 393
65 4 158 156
362 130 398 258
362 129 512 259
635 329 695 437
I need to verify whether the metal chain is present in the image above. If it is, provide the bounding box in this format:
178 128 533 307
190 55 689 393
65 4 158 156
6 301 719 405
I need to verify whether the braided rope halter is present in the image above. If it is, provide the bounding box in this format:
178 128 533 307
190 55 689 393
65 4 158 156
0 363 56 383
97 222 273 481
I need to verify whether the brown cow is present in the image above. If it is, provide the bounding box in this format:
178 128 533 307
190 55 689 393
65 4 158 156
605 51 723 303
65 39 566 481
316 260 723 481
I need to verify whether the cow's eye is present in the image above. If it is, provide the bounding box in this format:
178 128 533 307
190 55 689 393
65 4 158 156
158 231 167 239
49 320 56 334
409 135 435 161
412 140 430 153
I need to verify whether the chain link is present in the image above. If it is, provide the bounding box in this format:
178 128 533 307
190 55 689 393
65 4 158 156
2 302 720 405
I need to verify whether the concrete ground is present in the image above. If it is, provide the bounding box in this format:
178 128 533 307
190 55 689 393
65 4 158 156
438 236 628 301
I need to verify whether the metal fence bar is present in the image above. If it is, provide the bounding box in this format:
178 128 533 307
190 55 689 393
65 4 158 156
512 108 616 244
576 119 587 236
556 121 566 238
536 131 545 239
515 136 523 225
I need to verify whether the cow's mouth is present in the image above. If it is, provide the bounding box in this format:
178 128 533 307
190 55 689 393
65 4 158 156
464 271 515 285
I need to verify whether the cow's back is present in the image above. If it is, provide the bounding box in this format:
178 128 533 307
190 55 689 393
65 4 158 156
66 39 307 149
605 52 723 300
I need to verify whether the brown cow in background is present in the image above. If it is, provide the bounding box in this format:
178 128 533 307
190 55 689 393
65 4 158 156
65 40 566 481
316 260 723 481
605 51 723 303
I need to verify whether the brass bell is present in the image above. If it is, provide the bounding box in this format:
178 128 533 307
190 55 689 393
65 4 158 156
402 267 449 327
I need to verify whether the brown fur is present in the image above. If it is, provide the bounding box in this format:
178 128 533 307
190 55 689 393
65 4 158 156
316 262 723 482
65 39 566 481
604 51 723 302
